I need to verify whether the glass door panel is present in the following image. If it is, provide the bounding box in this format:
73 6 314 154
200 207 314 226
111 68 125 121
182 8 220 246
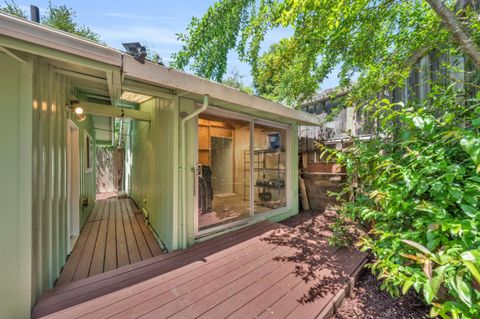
197 114 251 231
253 123 287 214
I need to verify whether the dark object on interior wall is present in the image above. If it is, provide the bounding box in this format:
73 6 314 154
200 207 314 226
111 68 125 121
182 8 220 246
268 133 281 150
256 179 285 188
81 196 89 208
198 165 213 214
259 192 272 202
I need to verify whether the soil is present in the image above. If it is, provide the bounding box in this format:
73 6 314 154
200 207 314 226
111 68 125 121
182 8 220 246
333 271 429 319
278 208 429 319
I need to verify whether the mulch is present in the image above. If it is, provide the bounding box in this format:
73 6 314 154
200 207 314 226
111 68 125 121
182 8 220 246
279 208 429 319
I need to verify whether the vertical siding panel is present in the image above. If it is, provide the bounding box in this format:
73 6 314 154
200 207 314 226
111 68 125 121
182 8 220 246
31 57 40 299
44 60 53 289
39 60 48 293
58 76 67 267
48 64 58 286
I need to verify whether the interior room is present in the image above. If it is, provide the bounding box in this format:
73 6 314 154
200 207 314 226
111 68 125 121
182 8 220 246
197 113 287 232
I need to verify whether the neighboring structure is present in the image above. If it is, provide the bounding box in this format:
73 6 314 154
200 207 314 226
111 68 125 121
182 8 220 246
0 13 320 318
297 49 474 210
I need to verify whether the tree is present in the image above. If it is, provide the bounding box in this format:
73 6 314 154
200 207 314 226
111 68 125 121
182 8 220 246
0 0 27 18
426 0 480 67
221 69 254 94
42 1 100 42
172 0 480 106
0 1 100 42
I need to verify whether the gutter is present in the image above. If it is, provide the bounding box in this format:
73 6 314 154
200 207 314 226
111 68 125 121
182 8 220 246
179 95 209 248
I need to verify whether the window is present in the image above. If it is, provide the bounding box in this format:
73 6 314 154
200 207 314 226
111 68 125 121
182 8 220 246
84 132 94 173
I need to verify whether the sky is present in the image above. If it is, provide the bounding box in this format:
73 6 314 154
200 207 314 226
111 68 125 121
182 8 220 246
13 0 340 90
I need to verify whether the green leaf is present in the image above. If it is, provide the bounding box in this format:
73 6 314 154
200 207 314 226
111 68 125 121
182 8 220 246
460 204 479 218
401 239 433 257
402 279 414 295
423 283 435 304
460 137 480 165
449 188 463 201
454 276 472 307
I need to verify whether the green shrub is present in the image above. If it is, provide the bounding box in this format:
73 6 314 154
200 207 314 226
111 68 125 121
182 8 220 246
331 88 480 318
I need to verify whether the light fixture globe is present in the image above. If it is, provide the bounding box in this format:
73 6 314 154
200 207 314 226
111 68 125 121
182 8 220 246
74 106 84 115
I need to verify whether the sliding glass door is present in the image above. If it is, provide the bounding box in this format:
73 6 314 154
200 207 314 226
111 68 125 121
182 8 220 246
196 111 288 234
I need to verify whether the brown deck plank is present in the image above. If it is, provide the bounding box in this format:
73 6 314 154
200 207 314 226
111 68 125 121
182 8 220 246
54 222 94 286
258 248 353 319
136 214 163 256
86 199 102 223
43 221 273 300
115 198 129 267
284 250 368 319
175 244 303 319
52 235 275 319
34 216 369 319
71 220 101 282
32 222 277 318
113 240 290 319
125 199 152 260
121 199 141 264
205 244 341 319
88 218 108 277
104 198 117 272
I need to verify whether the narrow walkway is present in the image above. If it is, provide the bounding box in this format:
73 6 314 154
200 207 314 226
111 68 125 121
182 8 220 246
34 220 367 319
56 198 163 286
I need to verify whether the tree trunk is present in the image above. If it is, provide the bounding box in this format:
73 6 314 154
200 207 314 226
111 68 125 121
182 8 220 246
426 0 480 68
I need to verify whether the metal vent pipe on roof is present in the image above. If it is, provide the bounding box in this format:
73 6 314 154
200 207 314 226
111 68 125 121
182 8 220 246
30 5 40 23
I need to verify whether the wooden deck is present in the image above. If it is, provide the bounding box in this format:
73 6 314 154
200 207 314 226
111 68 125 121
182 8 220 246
33 219 368 319
56 198 163 286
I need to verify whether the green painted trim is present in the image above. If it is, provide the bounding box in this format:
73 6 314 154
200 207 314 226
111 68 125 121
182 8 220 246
0 35 118 72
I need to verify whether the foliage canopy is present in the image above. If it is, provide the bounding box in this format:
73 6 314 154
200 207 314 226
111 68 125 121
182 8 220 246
172 0 465 105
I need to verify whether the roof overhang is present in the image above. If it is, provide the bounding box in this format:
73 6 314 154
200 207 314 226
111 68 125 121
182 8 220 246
0 13 321 126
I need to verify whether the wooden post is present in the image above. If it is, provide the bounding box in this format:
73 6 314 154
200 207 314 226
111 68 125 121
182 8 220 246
299 177 310 211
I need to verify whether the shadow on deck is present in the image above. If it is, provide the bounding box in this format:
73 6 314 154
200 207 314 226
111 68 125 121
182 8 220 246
33 219 367 319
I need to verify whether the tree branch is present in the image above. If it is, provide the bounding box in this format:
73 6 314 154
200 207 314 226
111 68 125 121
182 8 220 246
426 0 480 68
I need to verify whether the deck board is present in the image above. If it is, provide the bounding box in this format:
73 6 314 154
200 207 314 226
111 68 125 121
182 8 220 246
115 198 130 267
34 218 367 319
125 200 152 260
55 198 162 287
104 199 117 272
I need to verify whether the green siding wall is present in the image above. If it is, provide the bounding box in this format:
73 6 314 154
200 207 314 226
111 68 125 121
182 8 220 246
31 57 96 302
0 53 33 318
129 97 180 250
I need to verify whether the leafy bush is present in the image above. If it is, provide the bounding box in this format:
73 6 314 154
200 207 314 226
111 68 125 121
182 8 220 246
332 88 480 318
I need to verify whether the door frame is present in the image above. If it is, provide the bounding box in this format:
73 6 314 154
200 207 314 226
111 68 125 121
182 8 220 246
194 107 291 237
66 119 81 252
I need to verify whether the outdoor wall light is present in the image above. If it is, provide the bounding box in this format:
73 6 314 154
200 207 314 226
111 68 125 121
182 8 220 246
67 99 87 122
74 105 84 115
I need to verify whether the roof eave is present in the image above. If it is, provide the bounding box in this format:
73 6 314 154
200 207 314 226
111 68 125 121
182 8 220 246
0 13 320 126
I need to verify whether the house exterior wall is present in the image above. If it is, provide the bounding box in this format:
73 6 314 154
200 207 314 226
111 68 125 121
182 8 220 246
0 52 33 318
128 95 300 251
30 57 96 303
129 97 180 250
